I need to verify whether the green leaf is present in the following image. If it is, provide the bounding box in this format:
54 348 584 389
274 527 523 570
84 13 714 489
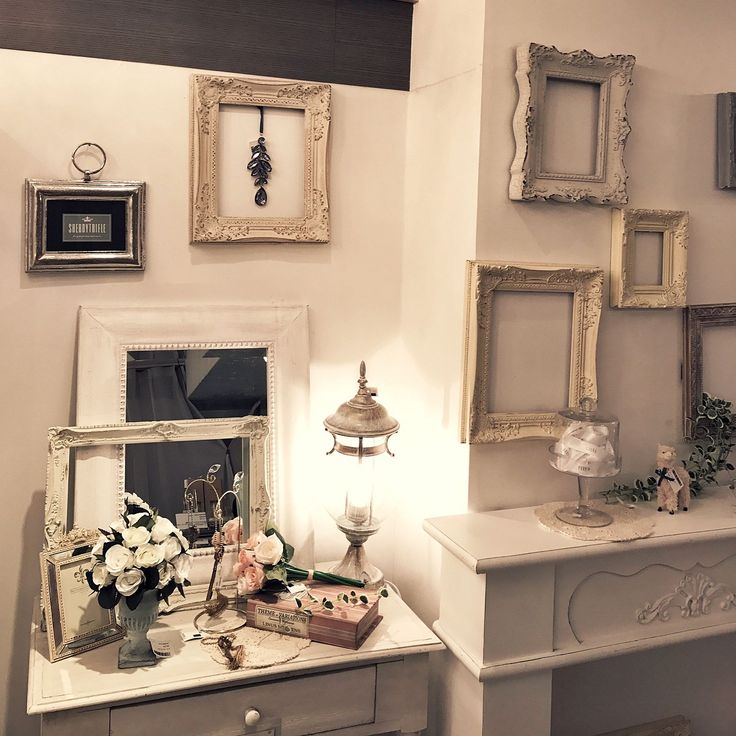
98 584 120 610
125 586 145 611
143 566 160 590
359 595 369 604
323 600 334 610
85 569 99 592
380 588 389 597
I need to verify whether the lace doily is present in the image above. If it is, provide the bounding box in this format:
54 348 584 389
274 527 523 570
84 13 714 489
202 627 310 669
535 500 655 542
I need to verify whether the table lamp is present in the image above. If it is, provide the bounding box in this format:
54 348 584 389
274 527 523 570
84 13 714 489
324 361 399 587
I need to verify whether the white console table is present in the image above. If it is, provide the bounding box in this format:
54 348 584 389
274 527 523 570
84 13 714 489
424 487 736 736
28 592 443 736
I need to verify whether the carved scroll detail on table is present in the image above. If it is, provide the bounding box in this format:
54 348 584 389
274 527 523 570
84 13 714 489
637 572 736 624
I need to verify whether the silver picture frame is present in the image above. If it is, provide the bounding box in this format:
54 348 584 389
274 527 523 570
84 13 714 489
25 179 145 272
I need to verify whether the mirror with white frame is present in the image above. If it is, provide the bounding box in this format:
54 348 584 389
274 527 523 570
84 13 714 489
73 305 311 564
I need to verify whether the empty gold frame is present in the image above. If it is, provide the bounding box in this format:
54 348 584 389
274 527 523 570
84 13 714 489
461 262 604 443
191 74 331 243
509 43 635 204
610 209 689 308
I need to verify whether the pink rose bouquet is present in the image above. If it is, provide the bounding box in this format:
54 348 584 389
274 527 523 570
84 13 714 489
232 527 365 594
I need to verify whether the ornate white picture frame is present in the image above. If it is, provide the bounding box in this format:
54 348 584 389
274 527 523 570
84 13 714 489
191 73 331 243
40 529 123 662
44 419 270 574
610 208 689 308
509 43 635 205
461 261 604 443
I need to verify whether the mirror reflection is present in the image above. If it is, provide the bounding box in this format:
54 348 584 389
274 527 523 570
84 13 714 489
124 348 269 547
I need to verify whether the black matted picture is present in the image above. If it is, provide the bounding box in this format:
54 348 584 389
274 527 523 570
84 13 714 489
25 179 145 272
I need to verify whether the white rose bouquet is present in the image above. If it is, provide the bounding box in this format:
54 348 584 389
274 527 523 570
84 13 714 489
232 526 365 595
86 492 192 610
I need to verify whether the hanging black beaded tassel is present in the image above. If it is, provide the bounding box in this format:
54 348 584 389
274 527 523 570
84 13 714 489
247 106 271 206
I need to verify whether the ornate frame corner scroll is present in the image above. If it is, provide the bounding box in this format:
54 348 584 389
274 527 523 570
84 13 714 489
190 74 331 243
509 43 635 205
717 92 736 189
683 303 736 438
460 261 604 444
610 208 688 308
44 418 270 551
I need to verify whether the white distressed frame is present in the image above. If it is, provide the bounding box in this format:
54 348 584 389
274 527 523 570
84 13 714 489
610 208 689 308
510 43 635 205
74 305 310 560
461 261 604 443
191 74 331 243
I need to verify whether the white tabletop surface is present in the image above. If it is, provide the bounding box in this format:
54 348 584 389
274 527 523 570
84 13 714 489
28 591 443 715
424 486 736 572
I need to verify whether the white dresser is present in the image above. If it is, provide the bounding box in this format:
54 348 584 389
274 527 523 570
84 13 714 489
424 486 736 736
28 593 443 736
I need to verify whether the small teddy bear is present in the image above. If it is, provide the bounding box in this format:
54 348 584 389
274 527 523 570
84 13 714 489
655 444 691 514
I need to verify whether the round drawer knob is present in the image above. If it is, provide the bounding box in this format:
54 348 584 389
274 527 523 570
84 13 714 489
244 708 261 726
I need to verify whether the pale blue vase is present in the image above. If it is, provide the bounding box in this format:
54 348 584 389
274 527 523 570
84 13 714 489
117 589 159 669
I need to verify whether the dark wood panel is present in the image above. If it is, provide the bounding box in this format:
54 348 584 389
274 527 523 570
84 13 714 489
0 0 412 90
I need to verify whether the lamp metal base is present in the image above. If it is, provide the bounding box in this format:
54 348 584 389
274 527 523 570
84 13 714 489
330 542 384 588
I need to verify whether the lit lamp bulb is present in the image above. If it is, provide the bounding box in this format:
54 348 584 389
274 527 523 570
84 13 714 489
324 362 399 588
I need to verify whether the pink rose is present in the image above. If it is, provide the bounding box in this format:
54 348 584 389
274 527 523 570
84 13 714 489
222 518 243 545
236 564 265 594
245 531 267 549
232 548 256 577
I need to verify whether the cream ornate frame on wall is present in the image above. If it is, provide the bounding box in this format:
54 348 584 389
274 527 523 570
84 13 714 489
509 43 635 204
191 73 331 243
44 419 270 585
683 303 736 439
461 262 604 443
610 208 689 308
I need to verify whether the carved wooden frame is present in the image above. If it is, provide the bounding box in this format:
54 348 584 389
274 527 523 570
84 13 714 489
44 418 270 554
717 92 736 189
509 43 635 204
461 261 604 443
683 303 736 438
610 208 688 308
597 715 691 736
191 73 331 243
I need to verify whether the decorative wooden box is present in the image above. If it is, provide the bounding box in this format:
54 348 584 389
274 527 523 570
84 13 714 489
245 584 383 650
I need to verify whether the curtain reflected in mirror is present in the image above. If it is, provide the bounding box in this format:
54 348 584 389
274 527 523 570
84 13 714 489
125 348 268 547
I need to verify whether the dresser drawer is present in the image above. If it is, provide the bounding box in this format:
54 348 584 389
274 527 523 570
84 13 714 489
110 666 377 736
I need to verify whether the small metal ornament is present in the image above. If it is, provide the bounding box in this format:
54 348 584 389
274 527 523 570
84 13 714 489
247 106 272 206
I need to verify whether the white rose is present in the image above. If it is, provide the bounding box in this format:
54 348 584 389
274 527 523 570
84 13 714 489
91 562 113 588
122 526 151 548
173 527 190 551
150 516 176 543
91 536 106 558
133 543 165 568
123 492 152 512
105 545 134 575
171 552 192 584
157 561 172 588
161 535 182 561
254 533 284 566
110 519 126 533
115 568 145 597
126 512 150 527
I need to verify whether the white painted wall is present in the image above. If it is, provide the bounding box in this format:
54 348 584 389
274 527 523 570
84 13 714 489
473 1 736 734
0 49 408 735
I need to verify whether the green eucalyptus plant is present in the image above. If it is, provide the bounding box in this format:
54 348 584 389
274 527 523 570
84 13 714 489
601 393 735 504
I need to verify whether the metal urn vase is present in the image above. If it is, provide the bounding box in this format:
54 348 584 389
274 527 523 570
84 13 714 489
117 590 159 669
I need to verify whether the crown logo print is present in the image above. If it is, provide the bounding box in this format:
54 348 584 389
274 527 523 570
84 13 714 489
82 216 93 223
